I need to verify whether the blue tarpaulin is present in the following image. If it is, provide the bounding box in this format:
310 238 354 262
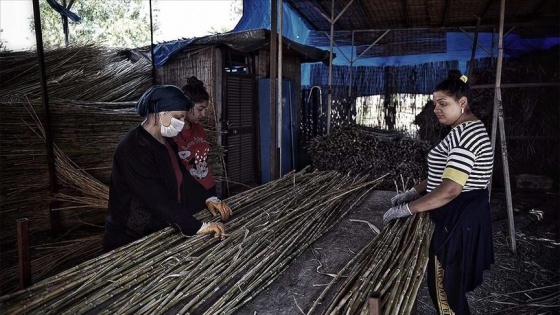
232 0 560 76
150 0 559 86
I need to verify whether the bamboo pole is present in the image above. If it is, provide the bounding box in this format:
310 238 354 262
492 0 516 254
32 0 61 236
327 0 334 134
270 0 278 180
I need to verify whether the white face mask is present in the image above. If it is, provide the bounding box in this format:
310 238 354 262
160 112 185 137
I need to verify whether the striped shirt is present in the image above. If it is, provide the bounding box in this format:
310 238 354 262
427 120 494 192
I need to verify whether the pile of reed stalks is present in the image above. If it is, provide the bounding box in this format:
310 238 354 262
308 212 434 314
0 45 150 102
0 45 149 295
308 124 430 190
0 96 226 294
0 45 152 248
0 168 384 314
472 48 560 186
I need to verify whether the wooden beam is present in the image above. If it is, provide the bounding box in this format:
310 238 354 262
17 219 31 289
468 17 482 76
472 82 560 89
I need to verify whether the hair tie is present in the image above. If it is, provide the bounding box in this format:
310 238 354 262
460 75 468 83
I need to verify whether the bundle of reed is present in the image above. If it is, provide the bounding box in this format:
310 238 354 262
0 168 384 314
472 50 559 185
0 46 110 91
1 95 225 231
308 212 434 314
0 101 108 296
0 235 103 295
0 100 52 245
0 46 151 102
308 124 430 190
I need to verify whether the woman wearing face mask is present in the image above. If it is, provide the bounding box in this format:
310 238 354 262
103 85 226 252
173 76 233 221
383 72 494 315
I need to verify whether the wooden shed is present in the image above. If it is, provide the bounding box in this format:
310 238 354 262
145 29 330 195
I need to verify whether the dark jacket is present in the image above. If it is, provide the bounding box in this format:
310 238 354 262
103 125 210 252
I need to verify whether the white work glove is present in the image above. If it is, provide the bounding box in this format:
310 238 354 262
196 222 227 240
206 197 233 221
391 187 419 206
383 203 413 225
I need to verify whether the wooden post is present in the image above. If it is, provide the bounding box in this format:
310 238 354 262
270 0 278 180
32 0 62 237
467 17 481 76
369 291 381 315
277 0 283 178
491 0 516 253
17 219 31 289
148 0 157 85
326 0 334 134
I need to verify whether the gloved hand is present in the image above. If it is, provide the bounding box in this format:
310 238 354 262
383 203 413 225
206 197 232 221
196 222 227 240
391 187 419 206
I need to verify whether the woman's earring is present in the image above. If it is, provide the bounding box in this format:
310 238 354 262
461 107 464 114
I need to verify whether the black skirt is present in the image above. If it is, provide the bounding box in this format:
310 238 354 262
429 188 494 311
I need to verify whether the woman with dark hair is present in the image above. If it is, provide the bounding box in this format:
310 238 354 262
173 76 232 221
383 72 494 314
103 85 227 252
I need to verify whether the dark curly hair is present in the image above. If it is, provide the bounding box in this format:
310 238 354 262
181 76 209 103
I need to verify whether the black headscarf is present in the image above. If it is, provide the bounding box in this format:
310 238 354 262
136 85 193 117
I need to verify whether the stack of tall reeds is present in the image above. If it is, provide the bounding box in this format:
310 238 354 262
0 168 384 314
0 46 149 102
0 46 147 295
308 212 434 314
472 49 560 186
0 45 152 241
0 46 226 293
308 124 430 190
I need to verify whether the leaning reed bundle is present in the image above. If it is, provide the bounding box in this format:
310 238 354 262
0 46 151 102
308 212 434 314
308 124 430 190
0 235 103 294
0 46 110 91
0 169 384 314
472 50 559 184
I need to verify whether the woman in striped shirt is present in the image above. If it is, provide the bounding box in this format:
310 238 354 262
383 73 494 315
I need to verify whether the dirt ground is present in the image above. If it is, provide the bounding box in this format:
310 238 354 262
234 189 560 315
